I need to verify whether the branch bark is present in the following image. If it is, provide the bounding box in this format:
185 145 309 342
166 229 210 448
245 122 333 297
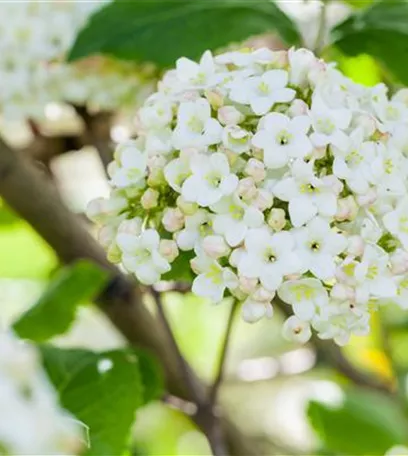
0 137 258 456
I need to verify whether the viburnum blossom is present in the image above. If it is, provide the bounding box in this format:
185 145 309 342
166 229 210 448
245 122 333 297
0 1 153 120
88 46 408 346
0 332 83 454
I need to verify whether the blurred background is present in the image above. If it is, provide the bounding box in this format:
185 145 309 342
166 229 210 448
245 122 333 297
2 0 408 455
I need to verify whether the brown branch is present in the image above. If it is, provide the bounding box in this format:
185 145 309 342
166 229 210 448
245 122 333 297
0 136 258 456
209 300 238 406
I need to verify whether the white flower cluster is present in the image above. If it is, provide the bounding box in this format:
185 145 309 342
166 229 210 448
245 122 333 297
0 332 83 454
88 47 408 346
0 1 152 120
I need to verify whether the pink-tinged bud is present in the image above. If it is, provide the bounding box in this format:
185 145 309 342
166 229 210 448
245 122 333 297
331 283 355 301
308 59 328 85
86 196 127 224
354 113 377 137
254 189 273 211
252 286 275 302
238 276 258 294
238 177 257 201
391 249 408 275
245 158 265 183
347 235 365 257
335 196 358 222
217 106 244 126
179 90 200 102
176 195 198 215
141 188 159 210
118 217 143 235
147 155 166 170
322 175 343 196
252 147 263 160
267 208 286 231
356 188 377 207
272 50 289 69
288 99 308 117
159 239 179 263
205 88 224 110
311 146 327 160
162 208 184 233
393 88 408 106
202 235 230 259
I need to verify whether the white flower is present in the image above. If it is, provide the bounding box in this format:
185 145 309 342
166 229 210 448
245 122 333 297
116 229 171 284
309 94 351 149
383 198 408 249
390 249 408 275
176 50 220 89
229 70 295 115
218 105 244 126
273 159 337 227
159 239 179 263
267 208 287 231
139 97 173 129
176 209 213 251
181 152 238 207
293 217 347 280
172 98 222 149
222 125 252 154
238 228 302 292
252 113 312 169
332 129 380 194
212 195 264 247
192 255 238 302
245 158 265 183
110 140 148 188
278 278 329 321
162 208 185 233
288 47 318 88
202 235 230 259
354 245 397 301
282 315 312 343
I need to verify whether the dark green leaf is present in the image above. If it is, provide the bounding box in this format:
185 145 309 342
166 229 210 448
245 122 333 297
13 260 109 342
332 1 408 84
136 349 164 404
161 250 194 282
41 346 144 456
307 389 408 455
69 0 300 66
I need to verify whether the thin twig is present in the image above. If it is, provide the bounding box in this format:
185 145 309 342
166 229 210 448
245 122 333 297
313 0 329 55
210 300 238 405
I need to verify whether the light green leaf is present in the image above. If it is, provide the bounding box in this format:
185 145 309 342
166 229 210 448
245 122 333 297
307 389 408 455
41 346 145 456
69 0 301 66
13 261 109 342
332 1 408 84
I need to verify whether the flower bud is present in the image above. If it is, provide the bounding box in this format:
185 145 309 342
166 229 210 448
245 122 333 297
237 177 257 201
242 299 273 323
86 196 127 224
202 235 230 259
141 188 159 210
217 105 244 126
222 125 251 154
245 158 265 183
252 286 275 302
356 188 377 207
118 217 143 235
288 99 308 117
267 208 286 231
254 189 273 211
238 276 258 294
159 239 179 263
177 195 198 215
390 249 408 275
162 208 184 232
107 242 122 264
147 167 165 187
98 225 117 249
205 88 224 109
322 175 343 196
335 195 358 222
347 235 365 257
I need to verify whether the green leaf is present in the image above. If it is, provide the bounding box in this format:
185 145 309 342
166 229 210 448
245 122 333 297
307 389 408 455
161 251 194 282
41 346 145 456
69 0 300 66
13 260 109 342
332 1 408 84
136 349 164 404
